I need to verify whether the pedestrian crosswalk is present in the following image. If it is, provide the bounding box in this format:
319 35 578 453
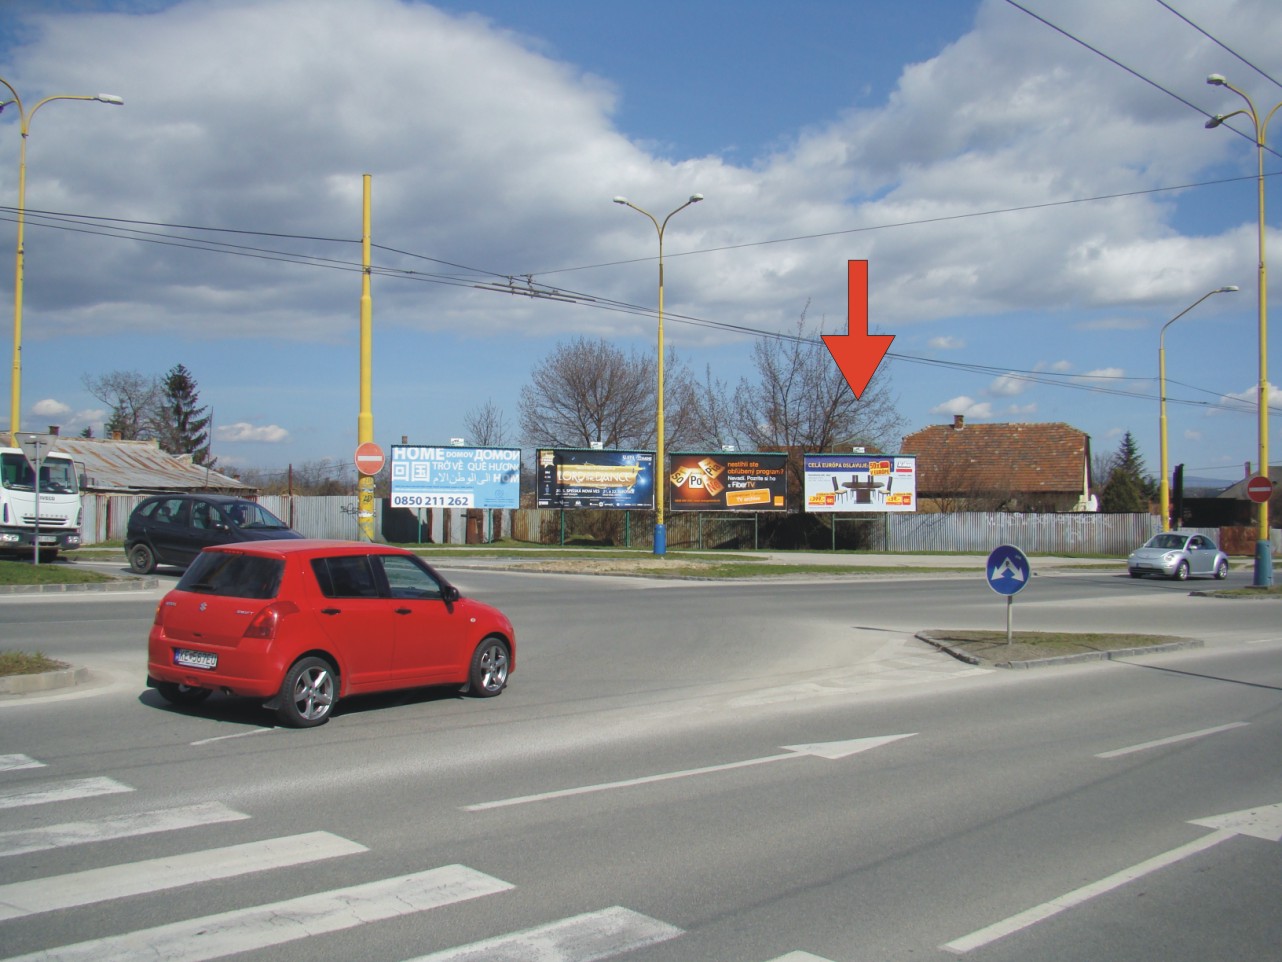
0 753 835 961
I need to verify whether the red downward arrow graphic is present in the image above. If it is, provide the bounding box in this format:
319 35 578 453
822 260 893 399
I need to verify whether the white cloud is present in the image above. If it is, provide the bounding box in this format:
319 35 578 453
930 396 993 419
928 336 966 350
986 373 1028 397
217 422 290 443
31 399 71 417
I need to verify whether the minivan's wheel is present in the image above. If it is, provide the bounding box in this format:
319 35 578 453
1214 558 1229 580
466 636 509 697
1173 560 1190 581
276 657 337 727
155 682 212 705
129 544 157 574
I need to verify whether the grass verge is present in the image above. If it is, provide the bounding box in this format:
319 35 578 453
0 559 117 586
0 651 70 676
921 629 1191 667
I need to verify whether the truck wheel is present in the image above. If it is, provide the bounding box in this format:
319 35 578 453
129 544 156 574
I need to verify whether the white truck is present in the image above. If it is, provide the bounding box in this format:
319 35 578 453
0 444 84 560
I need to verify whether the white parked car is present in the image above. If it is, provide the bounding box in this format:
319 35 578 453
1127 532 1230 581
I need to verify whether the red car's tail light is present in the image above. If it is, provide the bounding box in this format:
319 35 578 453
243 601 300 640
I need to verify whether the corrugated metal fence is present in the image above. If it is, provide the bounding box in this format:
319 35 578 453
885 512 1162 554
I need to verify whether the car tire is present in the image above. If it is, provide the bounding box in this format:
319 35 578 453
1173 560 1190 581
276 656 337 727
465 636 509 697
1128 569 1142 578
128 544 157 575
155 682 212 705
1214 559 1229 580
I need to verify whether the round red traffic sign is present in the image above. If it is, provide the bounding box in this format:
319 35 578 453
354 441 386 476
1246 474 1273 504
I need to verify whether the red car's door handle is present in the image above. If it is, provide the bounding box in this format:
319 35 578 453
320 608 341 615
395 608 412 615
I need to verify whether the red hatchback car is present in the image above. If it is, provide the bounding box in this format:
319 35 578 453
147 540 515 727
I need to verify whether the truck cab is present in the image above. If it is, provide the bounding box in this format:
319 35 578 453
0 447 84 560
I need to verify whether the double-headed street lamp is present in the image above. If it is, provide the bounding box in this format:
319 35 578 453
0 78 123 446
1159 286 1238 531
613 193 703 556
1205 73 1279 586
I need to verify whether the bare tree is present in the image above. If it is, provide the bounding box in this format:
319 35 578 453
463 399 511 447
81 370 161 440
518 336 655 447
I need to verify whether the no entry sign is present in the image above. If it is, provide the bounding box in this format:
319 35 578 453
1246 475 1273 504
355 441 386 476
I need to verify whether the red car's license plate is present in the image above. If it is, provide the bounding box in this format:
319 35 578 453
174 648 217 670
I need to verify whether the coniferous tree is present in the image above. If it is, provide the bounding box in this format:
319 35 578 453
155 364 213 465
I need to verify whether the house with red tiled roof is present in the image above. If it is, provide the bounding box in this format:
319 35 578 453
900 416 1095 512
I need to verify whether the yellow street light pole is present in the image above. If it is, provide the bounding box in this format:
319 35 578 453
612 193 703 556
357 173 376 542
1159 286 1238 531
0 78 123 446
1206 74 1280 586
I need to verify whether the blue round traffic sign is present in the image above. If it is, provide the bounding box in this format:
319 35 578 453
986 544 1030 596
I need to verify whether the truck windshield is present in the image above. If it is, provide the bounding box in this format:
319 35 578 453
1 453 79 494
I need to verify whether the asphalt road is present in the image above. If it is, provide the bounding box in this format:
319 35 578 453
1 566 1280 961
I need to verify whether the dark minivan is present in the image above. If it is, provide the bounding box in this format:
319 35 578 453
125 493 302 573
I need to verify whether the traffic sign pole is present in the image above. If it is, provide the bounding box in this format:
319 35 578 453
986 544 1031 645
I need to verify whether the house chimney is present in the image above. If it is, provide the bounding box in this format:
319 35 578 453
48 425 60 436
953 414 965 430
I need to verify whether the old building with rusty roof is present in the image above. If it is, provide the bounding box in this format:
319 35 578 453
900 415 1094 512
37 433 252 495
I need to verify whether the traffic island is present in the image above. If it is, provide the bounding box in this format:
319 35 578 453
917 630 1203 669
0 652 90 694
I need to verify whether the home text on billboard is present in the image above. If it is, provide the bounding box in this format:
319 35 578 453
390 445 521 510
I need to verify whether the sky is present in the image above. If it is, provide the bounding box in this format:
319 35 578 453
1 0 1280 488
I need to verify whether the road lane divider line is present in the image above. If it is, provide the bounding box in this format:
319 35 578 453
0 864 514 962
0 755 45 773
403 905 682 961
1095 722 1249 758
0 831 367 921
0 801 250 858
0 776 132 811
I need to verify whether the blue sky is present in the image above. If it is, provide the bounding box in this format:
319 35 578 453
1 0 1279 487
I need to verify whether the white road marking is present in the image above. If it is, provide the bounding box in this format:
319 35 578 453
0 865 513 962
764 954 836 961
1095 722 1249 758
0 754 45 773
0 831 366 921
405 906 683 961
942 800 1282 954
191 728 277 746
465 735 916 811
0 801 250 858
0 776 132 810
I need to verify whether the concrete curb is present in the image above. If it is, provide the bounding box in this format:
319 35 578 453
917 632 1205 669
0 665 92 694
0 577 159 594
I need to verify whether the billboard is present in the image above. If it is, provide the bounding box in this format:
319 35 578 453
536 448 655 509
390 445 521 510
669 452 788 511
803 454 917 512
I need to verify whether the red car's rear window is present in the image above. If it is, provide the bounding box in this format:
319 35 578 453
175 552 284 599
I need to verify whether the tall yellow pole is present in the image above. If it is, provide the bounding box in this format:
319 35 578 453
357 173 375 541
1158 287 1237 531
613 193 703 555
1 80 122 445
1206 75 1280 585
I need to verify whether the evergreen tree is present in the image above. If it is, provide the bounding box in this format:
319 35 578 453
155 364 213 465
1099 431 1155 512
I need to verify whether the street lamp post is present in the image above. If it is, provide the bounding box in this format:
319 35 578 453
1206 73 1280 586
1 78 123 446
612 193 703 556
1159 286 1238 531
